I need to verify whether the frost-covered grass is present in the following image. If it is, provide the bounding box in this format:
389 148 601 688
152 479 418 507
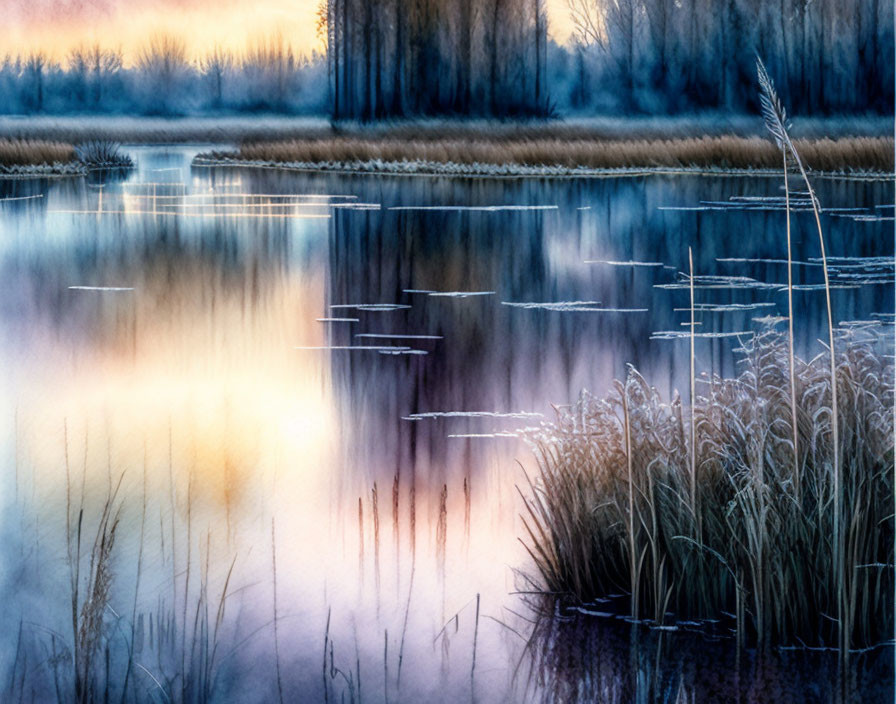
0 138 134 175
197 135 893 175
520 324 894 650
74 140 135 169
0 114 889 144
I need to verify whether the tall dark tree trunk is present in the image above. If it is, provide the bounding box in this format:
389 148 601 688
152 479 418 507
330 0 340 119
534 0 542 114
374 4 384 119
342 0 352 118
489 0 502 116
391 0 404 115
458 0 472 114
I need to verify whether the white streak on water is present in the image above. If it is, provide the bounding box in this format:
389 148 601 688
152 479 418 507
501 301 646 312
447 432 519 438
502 300 599 310
717 257 822 267
317 318 360 323
658 275 783 291
673 303 776 312
583 260 665 267
68 286 134 291
651 331 754 340
428 291 495 298
387 205 558 212
295 345 411 351
0 194 44 202
403 411 543 421
355 334 443 340
330 304 412 311
787 284 861 291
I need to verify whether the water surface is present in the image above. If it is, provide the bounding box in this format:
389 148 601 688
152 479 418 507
1 146 893 703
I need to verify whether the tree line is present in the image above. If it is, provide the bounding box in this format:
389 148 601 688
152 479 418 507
322 0 892 118
0 0 891 118
321 0 550 119
563 0 893 115
0 37 327 115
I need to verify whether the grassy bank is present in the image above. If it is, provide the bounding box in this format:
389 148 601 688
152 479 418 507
0 139 75 169
0 138 133 175
520 324 894 650
0 115 890 144
0 116 890 175
199 134 893 175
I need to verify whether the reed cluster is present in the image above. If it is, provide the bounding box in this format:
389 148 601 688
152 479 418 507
74 140 134 169
212 135 894 174
520 324 894 649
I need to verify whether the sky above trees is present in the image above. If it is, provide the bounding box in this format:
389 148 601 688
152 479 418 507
3 0 574 63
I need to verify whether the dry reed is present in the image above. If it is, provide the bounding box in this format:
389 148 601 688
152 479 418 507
207 135 895 174
520 324 894 649
0 139 75 167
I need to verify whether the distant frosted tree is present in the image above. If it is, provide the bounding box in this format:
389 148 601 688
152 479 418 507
23 53 46 112
136 35 191 114
242 37 299 111
200 46 233 109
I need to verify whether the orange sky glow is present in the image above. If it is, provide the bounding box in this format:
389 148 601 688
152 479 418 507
1 0 574 65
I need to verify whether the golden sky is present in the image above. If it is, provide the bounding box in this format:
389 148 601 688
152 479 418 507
1 0 574 65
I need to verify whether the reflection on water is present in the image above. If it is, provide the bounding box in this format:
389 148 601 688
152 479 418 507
0 147 892 702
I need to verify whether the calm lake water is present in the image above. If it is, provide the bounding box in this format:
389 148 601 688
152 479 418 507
0 146 893 703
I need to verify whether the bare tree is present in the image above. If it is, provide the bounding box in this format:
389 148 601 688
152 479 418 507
200 46 233 109
136 35 189 114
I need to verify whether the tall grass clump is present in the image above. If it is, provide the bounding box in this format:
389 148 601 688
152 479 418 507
520 324 894 649
756 56 846 652
75 140 134 169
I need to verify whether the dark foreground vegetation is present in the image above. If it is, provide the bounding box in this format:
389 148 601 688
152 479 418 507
199 133 894 174
521 324 894 649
